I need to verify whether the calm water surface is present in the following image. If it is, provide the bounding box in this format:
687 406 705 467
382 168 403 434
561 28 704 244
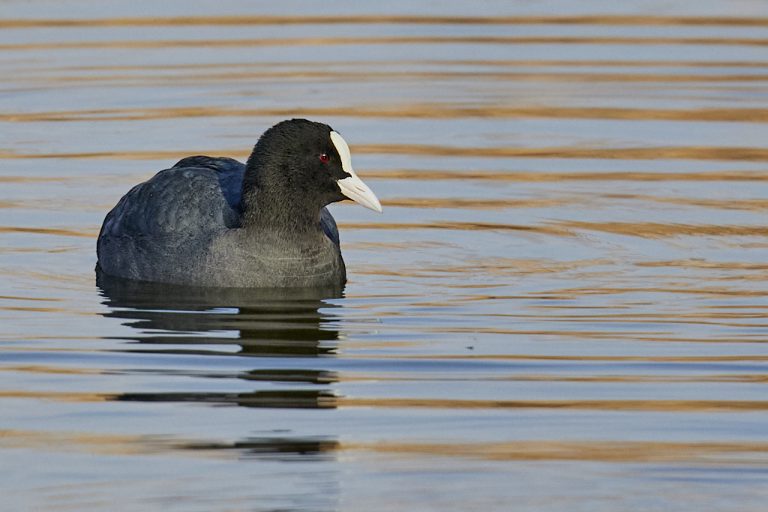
2 1 768 510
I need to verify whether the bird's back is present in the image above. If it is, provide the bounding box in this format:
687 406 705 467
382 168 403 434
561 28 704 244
97 157 244 281
100 156 243 239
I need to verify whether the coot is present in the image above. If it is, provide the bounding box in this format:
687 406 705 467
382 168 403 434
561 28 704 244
96 119 381 288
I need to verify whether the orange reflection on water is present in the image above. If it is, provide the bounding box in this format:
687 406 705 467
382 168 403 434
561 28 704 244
4 146 768 163
6 36 768 53
0 226 97 238
5 428 767 464
337 397 768 412
342 440 768 462
5 105 768 123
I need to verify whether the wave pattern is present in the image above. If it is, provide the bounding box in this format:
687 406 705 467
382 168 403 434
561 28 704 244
1 3 768 511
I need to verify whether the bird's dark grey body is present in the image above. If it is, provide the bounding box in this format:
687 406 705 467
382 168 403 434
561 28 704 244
97 156 344 287
96 120 380 288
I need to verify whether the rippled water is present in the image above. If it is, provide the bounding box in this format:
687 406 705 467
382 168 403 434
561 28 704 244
2 1 768 510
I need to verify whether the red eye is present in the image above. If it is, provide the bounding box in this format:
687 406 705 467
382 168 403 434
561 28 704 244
319 153 330 163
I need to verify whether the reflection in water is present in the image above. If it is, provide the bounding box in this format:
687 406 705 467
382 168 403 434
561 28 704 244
0 428 338 460
181 436 339 460
1 427 764 464
97 269 343 357
117 389 337 409
6 144 768 162
4 104 768 124
6 34 768 52
97 270 342 408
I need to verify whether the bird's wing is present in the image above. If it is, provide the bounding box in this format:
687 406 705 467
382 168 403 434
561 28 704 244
320 207 340 247
99 157 245 241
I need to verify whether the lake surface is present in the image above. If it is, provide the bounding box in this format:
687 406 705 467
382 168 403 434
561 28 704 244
2 1 768 510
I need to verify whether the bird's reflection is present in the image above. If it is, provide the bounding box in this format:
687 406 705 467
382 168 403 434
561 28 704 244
179 436 339 460
97 270 343 412
97 269 344 358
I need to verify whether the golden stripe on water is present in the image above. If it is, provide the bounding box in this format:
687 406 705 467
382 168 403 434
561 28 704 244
3 428 768 463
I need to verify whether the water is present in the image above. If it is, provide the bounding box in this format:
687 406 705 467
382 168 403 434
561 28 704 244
2 1 768 510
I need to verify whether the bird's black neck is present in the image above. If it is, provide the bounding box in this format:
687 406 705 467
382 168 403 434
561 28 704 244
242 189 322 233
240 158 324 238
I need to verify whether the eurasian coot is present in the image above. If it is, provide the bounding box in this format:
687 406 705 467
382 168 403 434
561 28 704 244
96 119 381 287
